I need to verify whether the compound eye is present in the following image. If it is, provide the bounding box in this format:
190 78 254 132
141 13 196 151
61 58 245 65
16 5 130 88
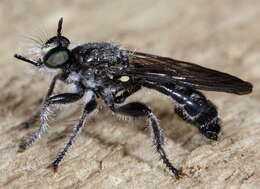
44 48 70 68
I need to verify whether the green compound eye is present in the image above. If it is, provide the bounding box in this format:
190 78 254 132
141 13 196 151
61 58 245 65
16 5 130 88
45 49 69 68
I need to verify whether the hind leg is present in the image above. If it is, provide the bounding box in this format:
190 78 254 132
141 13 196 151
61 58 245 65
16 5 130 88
105 100 184 179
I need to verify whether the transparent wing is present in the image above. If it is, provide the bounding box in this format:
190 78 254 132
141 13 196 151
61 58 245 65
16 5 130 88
124 51 252 94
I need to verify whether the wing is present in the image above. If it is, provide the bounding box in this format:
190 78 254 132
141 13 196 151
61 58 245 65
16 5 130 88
124 51 252 95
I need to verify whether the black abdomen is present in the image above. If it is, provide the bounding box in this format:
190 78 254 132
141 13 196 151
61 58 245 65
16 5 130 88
173 88 220 140
143 82 220 140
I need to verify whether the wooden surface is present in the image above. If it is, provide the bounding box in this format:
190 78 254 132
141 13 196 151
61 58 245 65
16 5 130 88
0 0 260 188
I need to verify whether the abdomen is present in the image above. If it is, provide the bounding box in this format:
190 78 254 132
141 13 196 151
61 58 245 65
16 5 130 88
143 82 220 140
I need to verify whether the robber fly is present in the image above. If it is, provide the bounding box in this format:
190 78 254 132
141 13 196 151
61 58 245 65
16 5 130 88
14 18 252 179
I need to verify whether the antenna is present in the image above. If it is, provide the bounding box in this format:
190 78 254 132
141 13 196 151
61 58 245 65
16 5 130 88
57 17 63 46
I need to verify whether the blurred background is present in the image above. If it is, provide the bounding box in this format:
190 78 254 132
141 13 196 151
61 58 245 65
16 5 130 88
0 0 260 188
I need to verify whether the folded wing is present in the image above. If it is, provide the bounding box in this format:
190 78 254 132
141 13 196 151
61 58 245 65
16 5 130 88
124 51 252 95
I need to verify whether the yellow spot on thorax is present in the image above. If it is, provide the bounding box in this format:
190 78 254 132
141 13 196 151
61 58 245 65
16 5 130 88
118 76 130 82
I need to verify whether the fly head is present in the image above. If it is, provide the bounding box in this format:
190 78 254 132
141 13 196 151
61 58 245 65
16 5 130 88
14 17 73 72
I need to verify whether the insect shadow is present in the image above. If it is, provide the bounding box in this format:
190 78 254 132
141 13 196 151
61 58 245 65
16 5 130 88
14 18 252 179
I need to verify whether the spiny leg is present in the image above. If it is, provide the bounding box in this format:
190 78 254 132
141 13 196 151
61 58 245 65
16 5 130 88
19 92 83 152
107 101 183 179
50 97 97 171
18 73 66 128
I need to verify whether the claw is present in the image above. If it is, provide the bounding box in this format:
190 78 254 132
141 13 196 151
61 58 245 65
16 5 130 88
174 169 188 180
17 144 27 153
47 162 59 173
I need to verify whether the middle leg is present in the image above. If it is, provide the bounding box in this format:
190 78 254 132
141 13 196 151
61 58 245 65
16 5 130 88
50 96 97 171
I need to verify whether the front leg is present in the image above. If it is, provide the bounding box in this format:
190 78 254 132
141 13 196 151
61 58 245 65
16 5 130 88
19 73 67 128
19 92 83 151
105 99 184 179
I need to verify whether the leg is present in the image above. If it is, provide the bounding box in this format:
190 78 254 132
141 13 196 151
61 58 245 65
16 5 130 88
107 101 183 178
19 92 83 151
19 73 66 128
50 97 97 171
114 85 141 104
